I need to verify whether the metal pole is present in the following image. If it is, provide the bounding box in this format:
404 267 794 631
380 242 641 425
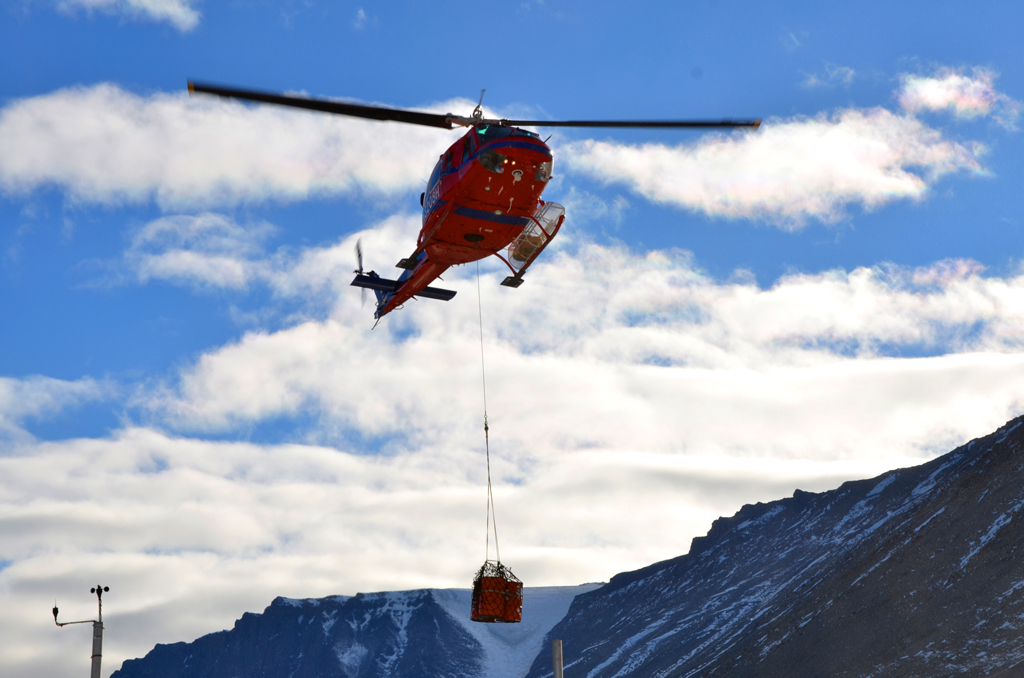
90 621 103 678
53 585 108 678
553 639 563 678
90 584 105 678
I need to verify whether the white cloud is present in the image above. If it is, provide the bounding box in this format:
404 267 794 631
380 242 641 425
802 62 856 88
133 229 1024 461
125 212 277 289
561 107 984 227
55 0 201 31
0 84 466 208
115 212 416 315
353 7 376 29
0 376 110 441
779 30 807 53
559 187 629 229
107 213 1024 451
0 77 1004 228
899 67 1022 129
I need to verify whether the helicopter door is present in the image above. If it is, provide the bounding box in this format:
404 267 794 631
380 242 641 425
451 139 466 168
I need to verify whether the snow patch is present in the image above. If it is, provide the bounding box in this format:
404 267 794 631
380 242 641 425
322 609 338 636
912 457 959 497
915 508 945 533
432 584 602 678
961 513 1013 568
868 474 897 497
737 506 784 531
996 421 1022 443
335 641 368 678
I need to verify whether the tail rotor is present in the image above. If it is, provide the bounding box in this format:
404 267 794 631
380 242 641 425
355 238 367 308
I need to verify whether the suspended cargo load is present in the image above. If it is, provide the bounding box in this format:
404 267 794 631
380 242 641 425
471 560 523 623
469 266 521 624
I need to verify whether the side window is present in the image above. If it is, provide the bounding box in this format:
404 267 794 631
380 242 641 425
444 151 453 172
462 136 473 164
427 159 441 191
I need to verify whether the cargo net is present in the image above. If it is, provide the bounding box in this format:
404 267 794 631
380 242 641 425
470 561 523 623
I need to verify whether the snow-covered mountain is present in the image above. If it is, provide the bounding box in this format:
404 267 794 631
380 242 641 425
114 415 1024 678
111 585 600 678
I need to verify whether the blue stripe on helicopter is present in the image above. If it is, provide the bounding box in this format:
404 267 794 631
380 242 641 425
454 206 531 226
484 141 552 158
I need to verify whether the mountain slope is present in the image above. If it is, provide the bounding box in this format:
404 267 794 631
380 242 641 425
524 416 1024 678
111 585 598 678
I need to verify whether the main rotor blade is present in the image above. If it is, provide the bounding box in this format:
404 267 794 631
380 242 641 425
188 81 455 129
189 81 760 131
497 118 761 129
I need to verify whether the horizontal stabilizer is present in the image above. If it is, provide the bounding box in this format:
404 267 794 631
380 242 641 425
351 275 455 301
351 274 397 292
415 286 457 301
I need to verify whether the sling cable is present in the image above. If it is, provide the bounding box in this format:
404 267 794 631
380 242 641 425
469 258 523 624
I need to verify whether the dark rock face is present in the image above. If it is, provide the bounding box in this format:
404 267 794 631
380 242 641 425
525 416 1024 678
112 590 483 678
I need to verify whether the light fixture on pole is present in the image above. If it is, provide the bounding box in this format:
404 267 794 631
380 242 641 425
54 585 109 678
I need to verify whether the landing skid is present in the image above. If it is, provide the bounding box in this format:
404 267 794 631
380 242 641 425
500 275 524 288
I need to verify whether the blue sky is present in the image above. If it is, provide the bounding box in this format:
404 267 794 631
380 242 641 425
3 1 1024 676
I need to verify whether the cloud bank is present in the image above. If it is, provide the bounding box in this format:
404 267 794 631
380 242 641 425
110 213 1024 461
125 212 277 289
0 84 465 208
562 108 983 227
0 73 1009 226
561 67 1022 227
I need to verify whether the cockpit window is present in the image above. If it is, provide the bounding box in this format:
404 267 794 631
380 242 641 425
475 125 514 145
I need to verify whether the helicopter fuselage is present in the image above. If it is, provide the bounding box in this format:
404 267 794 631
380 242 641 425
370 123 558 319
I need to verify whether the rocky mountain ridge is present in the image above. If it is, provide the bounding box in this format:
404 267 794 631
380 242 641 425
524 416 1024 678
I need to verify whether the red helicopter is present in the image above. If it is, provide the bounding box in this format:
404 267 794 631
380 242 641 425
188 82 759 321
